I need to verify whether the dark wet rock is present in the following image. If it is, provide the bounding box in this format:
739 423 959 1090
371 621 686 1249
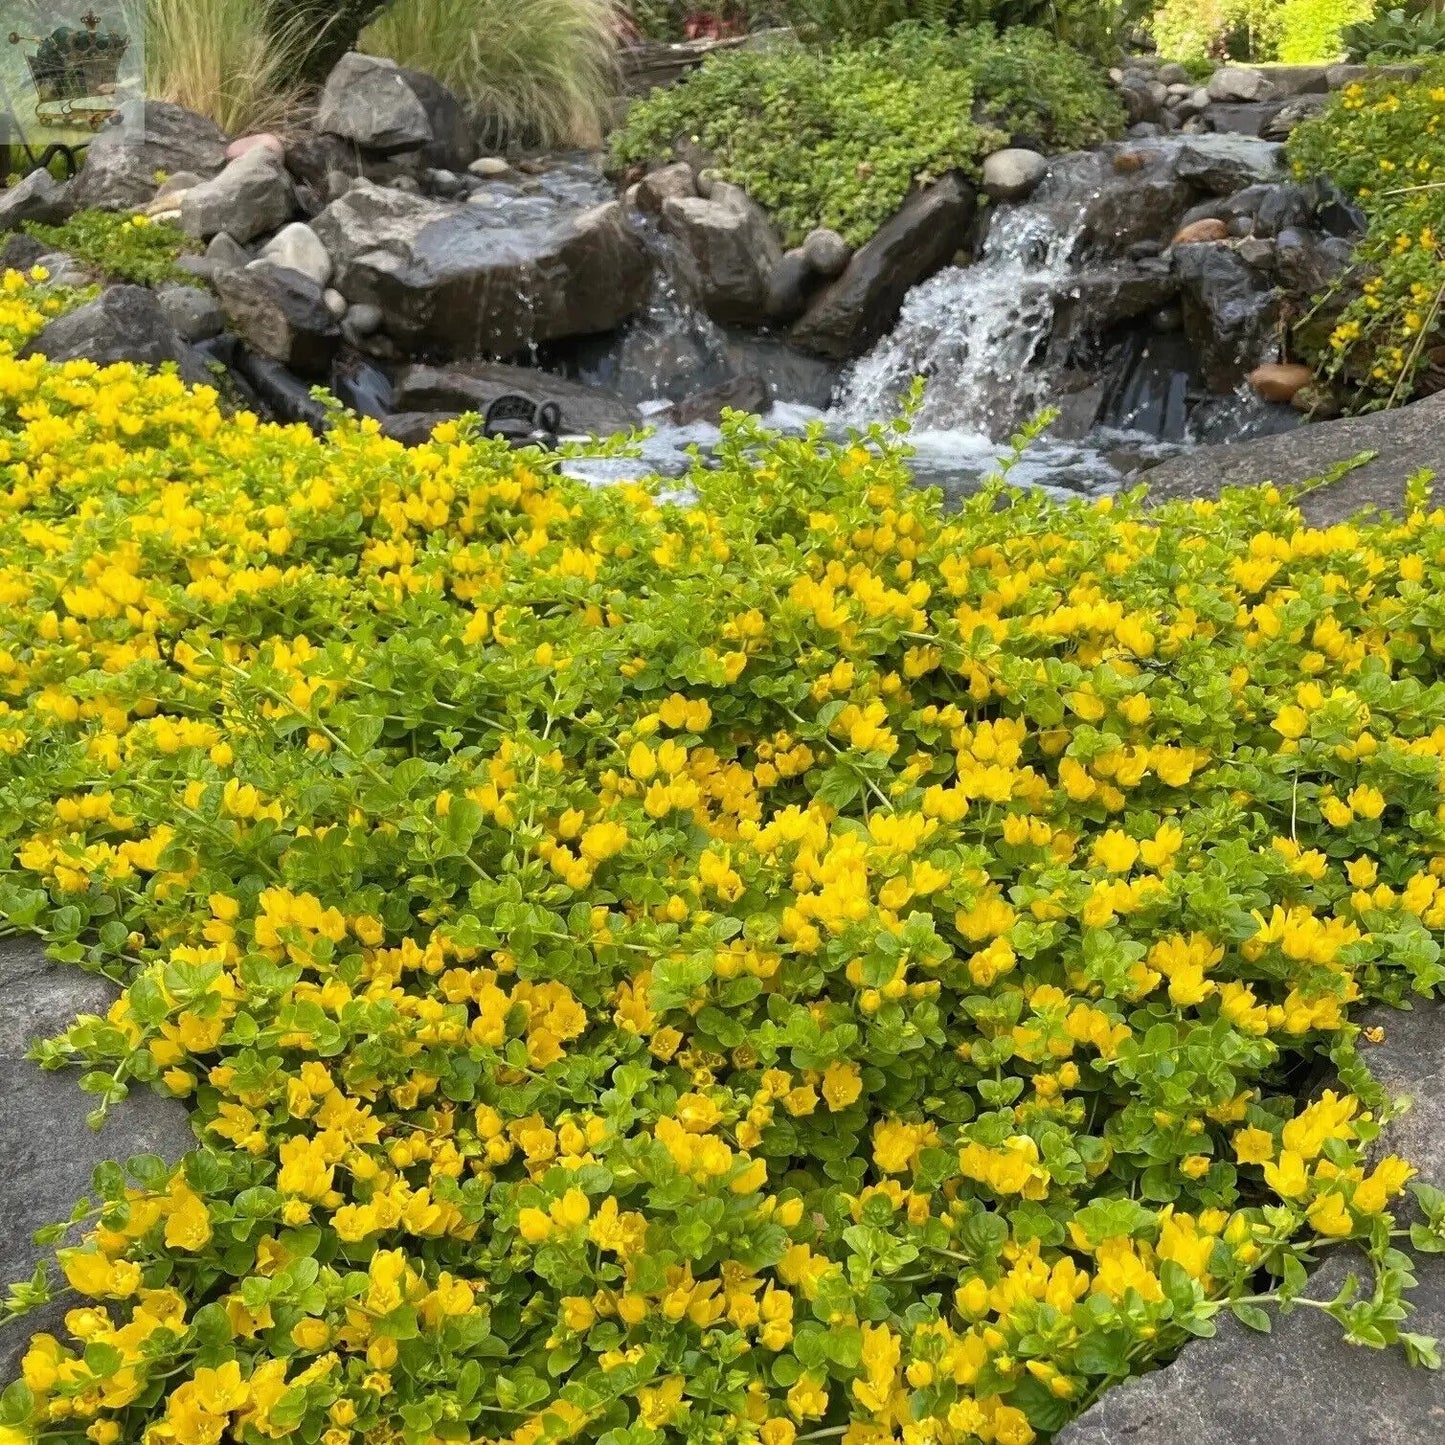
1079 166 1193 252
213 264 341 375
1056 262 1177 335
0 939 194 1382
396 66 479 173
1255 183 1314 238
1274 229 1354 294
392 361 639 437
0 169 71 232
69 101 229 212
1219 183 1274 220
721 334 840 410
790 174 976 360
1119 77 1163 126
1268 65 1332 97
19 286 209 383
1059 998 1445 1445
661 182 784 326
205 232 252 272
1227 214 1256 239
380 411 457 445
668 372 770 425
1144 391 1445 525
1311 181 1369 240
284 133 364 195
311 182 651 357
1236 236 1276 271
156 283 224 342
0 232 49 271
1174 242 1279 391
180 148 295 244
1177 198 1229 230
234 349 331 430
1172 135 1285 196
764 252 815 324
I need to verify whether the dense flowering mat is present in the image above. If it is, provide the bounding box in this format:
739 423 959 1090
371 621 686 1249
1 274 1444 1445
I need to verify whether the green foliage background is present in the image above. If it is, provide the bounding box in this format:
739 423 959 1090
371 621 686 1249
612 25 1125 246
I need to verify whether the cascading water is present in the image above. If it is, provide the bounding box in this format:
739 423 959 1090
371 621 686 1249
834 204 1085 437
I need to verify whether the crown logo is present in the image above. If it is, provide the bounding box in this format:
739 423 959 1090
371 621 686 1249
9 9 129 128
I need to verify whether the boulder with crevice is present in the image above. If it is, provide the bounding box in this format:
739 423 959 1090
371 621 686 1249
660 182 785 326
18 285 211 384
311 181 651 357
180 148 295 244
213 264 341 375
790 174 977 360
68 101 230 212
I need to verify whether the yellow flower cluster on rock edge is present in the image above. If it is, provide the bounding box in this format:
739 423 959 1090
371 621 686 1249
0 272 1442 1445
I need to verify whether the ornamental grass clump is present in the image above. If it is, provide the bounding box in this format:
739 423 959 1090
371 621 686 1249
1289 61 1445 406
5 272 1445 1443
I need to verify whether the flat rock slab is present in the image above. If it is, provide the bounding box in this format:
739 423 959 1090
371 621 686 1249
1059 999 1445 1444
1143 392 1445 526
0 939 192 1382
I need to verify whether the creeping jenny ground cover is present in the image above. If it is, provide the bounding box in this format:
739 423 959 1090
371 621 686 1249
1 270 1445 1445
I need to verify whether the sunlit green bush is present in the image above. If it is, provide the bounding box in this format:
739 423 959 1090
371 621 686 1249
612 25 1124 246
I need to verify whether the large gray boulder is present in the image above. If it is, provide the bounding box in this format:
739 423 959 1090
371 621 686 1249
68 102 229 212
310 181 651 358
19 286 210 384
1058 1000 1445 1445
1144 391 1445 527
391 361 640 437
0 939 193 1381
0 169 72 233
789 174 976 361
180 148 295 244
214 264 341 376
1208 66 1274 103
316 54 477 169
318 53 433 153
660 182 784 326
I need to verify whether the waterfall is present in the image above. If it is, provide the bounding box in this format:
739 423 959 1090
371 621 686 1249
834 176 1087 437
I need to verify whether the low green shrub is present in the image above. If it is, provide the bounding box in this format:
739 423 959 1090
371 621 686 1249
3 281 1445 1445
1343 4 1445 59
1288 61 1445 405
24 212 202 289
611 25 1124 246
